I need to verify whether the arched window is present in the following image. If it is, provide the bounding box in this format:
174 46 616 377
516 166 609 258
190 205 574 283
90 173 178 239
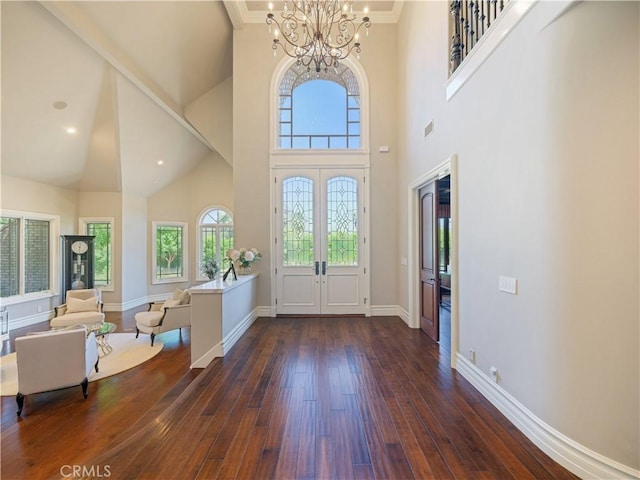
197 207 233 280
278 64 361 149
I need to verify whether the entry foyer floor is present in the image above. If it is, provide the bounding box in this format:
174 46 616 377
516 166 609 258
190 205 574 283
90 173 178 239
1 310 578 479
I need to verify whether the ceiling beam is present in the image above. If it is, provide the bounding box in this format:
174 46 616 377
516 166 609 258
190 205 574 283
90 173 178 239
38 1 214 152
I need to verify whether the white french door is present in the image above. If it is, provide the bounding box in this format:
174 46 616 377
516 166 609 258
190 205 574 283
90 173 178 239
274 168 367 315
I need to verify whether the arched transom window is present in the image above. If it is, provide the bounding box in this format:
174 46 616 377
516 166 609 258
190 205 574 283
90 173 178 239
198 207 233 279
278 64 361 150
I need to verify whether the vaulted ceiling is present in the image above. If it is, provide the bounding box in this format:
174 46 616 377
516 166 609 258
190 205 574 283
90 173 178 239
1 1 400 197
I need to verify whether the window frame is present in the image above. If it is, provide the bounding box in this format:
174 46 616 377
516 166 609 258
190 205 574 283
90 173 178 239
278 77 360 151
0 209 59 304
196 207 234 282
79 217 115 292
152 221 188 285
271 58 369 157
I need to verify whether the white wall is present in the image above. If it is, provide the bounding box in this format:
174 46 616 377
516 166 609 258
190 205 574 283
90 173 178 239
233 23 399 309
184 76 233 165
78 191 122 305
120 193 147 307
397 0 639 470
147 152 233 296
1 175 77 234
0 176 78 325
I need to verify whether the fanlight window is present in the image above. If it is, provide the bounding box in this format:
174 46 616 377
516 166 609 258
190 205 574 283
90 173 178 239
198 208 234 277
278 64 360 150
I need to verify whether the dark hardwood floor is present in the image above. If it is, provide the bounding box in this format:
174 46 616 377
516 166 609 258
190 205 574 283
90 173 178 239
1 310 578 480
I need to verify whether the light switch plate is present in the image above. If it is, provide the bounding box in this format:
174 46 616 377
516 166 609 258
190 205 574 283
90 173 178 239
499 275 518 294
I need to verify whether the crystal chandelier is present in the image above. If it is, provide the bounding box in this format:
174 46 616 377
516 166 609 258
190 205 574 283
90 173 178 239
266 1 371 73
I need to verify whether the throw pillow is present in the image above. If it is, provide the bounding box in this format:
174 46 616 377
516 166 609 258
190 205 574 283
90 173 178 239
163 298 181 310
172 288 191 305
66 296 98 313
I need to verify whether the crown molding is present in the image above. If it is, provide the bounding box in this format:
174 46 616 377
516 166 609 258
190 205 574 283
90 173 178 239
226 0 403 27
223 0 247 30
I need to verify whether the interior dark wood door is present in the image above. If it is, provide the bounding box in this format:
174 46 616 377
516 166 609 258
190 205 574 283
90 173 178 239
419 182 439 341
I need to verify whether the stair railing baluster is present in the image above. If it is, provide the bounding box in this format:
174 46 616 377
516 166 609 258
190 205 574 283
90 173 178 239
449 0 510 74
474 1 480 42
449 1 462 74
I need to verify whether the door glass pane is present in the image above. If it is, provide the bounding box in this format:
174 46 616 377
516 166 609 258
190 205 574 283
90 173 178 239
282 177 314 266
326 176 358 266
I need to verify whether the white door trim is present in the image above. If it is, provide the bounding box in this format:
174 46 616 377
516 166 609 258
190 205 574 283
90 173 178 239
407 155 459 368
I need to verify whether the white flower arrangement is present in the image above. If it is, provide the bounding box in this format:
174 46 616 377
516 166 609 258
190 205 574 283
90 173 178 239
226 248 262 270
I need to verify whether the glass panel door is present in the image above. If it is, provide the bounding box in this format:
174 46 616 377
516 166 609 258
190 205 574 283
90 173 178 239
275 169 367 315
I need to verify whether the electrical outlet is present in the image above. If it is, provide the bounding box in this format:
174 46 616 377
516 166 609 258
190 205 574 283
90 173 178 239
490 366 499 382
469 349 476 363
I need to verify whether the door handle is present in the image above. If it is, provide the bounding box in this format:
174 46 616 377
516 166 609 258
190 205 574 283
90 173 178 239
322 261 326 275
315 261 319 275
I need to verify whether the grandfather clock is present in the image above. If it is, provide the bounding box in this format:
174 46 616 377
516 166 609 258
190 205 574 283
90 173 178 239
61 235 95 302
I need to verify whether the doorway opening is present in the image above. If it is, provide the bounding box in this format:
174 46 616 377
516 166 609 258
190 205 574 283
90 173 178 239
436 175 452 353
409 156 457 366
418 175 452 350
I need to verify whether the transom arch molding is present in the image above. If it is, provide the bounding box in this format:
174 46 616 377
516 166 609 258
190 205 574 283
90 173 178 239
269 56 370 163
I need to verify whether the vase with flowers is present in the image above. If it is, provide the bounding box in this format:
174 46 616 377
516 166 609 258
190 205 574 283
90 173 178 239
200 256 220 280
227 248 262 275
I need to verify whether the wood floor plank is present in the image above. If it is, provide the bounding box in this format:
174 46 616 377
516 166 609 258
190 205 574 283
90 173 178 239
295 400 316 479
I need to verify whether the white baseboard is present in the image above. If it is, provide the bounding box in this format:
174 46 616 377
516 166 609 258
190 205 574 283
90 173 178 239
103 294 170 312
191 341 224 369
370 305 411 326
369 305 398 316
9 310 54 330
455 354 640 480
254 306 273 318
190 307 259 369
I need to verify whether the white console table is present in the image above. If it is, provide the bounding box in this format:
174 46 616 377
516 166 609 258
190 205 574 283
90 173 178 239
189 274 258 369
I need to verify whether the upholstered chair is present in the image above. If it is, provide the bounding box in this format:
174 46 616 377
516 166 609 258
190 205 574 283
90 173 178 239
51 288 105 328
15 326 99 416
135 289 191 346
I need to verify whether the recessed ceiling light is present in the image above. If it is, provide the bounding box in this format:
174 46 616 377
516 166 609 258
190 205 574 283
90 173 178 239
157 160 164 166
53 101 68 110
65 127 77 134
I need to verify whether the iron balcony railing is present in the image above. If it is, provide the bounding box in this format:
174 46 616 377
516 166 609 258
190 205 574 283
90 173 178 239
450 0 510 74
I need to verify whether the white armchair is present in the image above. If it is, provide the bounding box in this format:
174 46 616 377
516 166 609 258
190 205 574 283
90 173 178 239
15 326 99 416
135 300 191 347
51 288 105 328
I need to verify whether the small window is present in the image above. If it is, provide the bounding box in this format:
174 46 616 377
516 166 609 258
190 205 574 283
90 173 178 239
153 222 187 284
198 208 233 280
1 212 57 299
80 218 114 290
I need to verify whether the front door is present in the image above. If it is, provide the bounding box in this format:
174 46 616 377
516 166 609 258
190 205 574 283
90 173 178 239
275 169 366 315
420 182 439 340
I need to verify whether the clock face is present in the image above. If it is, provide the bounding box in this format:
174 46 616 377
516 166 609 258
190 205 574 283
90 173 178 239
71 240 89 255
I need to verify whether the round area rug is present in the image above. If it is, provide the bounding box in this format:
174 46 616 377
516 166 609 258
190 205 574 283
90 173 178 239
0 333 163 397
